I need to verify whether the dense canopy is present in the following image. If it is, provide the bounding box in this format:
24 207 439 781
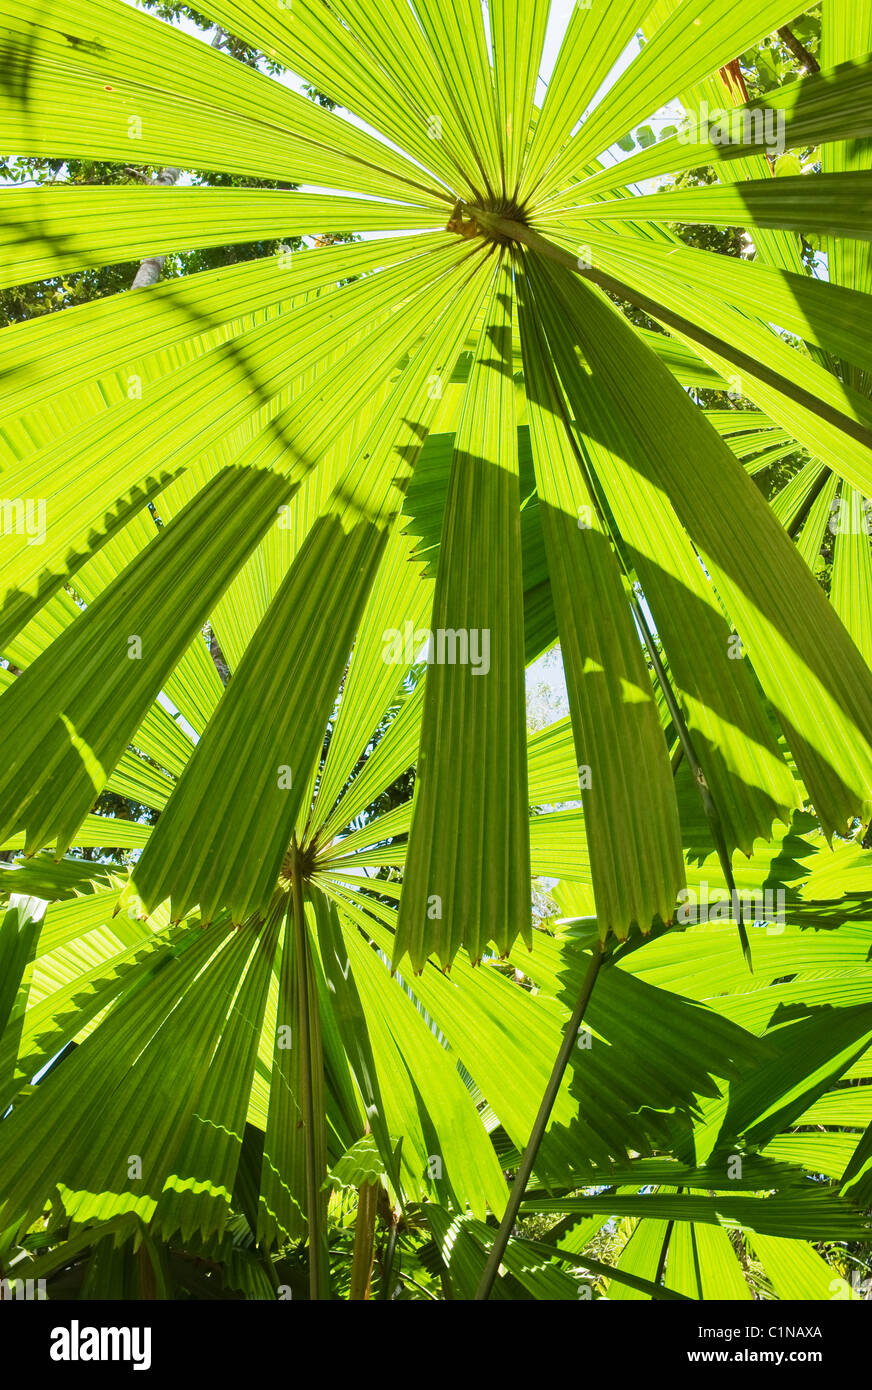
1 0 871 1305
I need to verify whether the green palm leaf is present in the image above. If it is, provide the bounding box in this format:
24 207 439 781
3 0 872 1302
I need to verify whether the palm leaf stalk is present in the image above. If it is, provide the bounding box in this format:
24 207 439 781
348 1177 379 1301
1 0 872 1300
288 841 327 1300
475 944 604 1300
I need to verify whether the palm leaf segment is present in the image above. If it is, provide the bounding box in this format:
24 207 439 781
1 0 872 1285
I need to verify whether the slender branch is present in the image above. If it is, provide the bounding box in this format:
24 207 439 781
206 622 230 686
474 946 604 1300
654 1184 684 1288
778 25 820 74
290 845 324 1301
654 1217 676 1287
720 58 751 107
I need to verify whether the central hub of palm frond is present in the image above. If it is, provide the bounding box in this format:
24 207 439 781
447 198 529 246
278 839 319 890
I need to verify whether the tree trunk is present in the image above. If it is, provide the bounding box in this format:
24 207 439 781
129 28 226 289
129 165 182 288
